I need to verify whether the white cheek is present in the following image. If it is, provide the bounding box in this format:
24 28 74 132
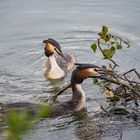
92 69 99 75
88 68 99 75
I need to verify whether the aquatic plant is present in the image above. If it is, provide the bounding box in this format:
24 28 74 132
90 25 140 115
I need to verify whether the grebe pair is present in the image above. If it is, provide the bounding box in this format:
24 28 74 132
0 39 110 119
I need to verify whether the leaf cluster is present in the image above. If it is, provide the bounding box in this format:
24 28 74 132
91 26 130 61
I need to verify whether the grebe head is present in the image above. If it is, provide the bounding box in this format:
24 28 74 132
43 38 67 61
71 63 108 84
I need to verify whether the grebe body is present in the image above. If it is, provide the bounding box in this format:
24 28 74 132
43 38 76 79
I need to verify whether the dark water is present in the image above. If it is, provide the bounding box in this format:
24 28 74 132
0 0 140 139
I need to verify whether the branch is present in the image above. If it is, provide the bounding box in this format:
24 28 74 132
122 69 140 85
51 83 72 102
123 68 140 80
100 105 112 116
89 75 140 98
134 69 140 79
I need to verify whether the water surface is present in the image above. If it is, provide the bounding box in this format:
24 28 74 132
0 0 140 139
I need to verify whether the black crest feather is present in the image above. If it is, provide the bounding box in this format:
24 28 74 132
43 38 62 53
75 63 101 69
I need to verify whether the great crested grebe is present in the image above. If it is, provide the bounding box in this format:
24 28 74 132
0 63 109 119
43 38 76 79
49 63 108 117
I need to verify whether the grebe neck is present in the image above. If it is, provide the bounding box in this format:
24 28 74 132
48 54 65 79
71 84 86 111
49 55 60 69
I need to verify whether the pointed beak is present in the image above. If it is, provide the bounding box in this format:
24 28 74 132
43 39 68 61
96 68 113 75
88 68 113 78
55 49 68 62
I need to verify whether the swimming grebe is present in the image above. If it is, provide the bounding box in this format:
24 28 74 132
49 63 108 117
43 38 76 79
0 63 109 119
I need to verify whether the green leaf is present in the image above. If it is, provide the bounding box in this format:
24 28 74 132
98 26 108 39
102 65 107 69
102 49 110 59
111 41 116 45
102 26 108 36
116 44 122 49
91 43 97 53
102 49 109 58
98 32 104 38
104 34 111 42
103 47 116 59
110 46 116 56
109 107 129 115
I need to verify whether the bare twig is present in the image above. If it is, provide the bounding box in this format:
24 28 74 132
51 83 72 102
100 105 112 116
123 69 136 76
134 69 140 79
115 73 138 85
123 68 140 79
122 69 140 84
